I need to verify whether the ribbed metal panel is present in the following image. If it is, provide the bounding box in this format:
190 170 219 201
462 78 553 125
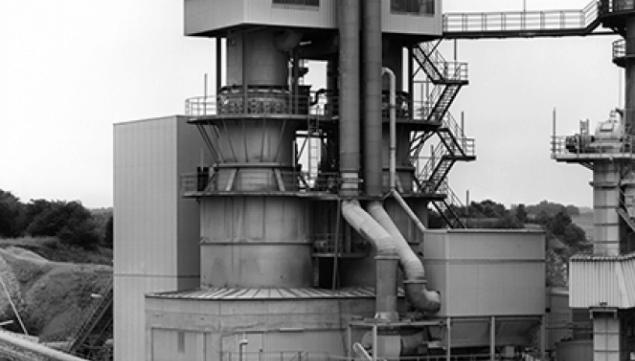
570 254 635 308
147 286 383 300
114 117 203 361
422 230 545 317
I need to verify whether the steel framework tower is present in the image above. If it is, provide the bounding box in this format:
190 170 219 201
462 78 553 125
548 2 635 361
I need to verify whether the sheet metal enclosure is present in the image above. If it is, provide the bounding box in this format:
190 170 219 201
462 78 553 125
421 229 546 318
420 229 545 349
145 289 378 361
184 0 442 37
113 117 204 361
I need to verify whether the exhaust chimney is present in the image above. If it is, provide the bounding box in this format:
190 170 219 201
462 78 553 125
338 0 361 195
362 0 383 197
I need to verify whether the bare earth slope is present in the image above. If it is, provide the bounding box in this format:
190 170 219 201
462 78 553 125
0 239 112 342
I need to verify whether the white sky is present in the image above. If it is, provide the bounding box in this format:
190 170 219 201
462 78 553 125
0 0 616 208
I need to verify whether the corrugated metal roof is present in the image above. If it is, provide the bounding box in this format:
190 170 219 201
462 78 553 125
147 286 395 301
570 254 635 309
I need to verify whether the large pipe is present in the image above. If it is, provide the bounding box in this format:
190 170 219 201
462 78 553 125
382 67 397 191
0 330 89 361
625 18 635 136
391 190 427 235
338 0 361 195
363 0 383 197
341 200 399 321
367 203 441 313
378 66 438 312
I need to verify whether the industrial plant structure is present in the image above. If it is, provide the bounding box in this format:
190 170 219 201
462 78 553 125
113 1 635 361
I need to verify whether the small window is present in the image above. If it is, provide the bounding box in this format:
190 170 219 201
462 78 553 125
391 0 435 16
272 0 319 7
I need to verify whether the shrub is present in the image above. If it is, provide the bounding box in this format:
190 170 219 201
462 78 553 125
0 190 24 238
25 200 101 249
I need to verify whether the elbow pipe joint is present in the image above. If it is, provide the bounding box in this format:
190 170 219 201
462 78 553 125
404 280 441 314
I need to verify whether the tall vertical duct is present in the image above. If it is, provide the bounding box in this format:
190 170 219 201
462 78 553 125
626 18 635 137
362 0 383 197
338 0 361 195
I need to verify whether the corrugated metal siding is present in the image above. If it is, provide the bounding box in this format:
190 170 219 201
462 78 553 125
570 254 635 309
114 276 181 361
113 117 204 361
114 118 178 276
176 118 204 278
422 230 545 317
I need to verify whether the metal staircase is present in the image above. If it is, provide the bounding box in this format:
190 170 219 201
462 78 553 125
410 42 474 228
416 112 475 194
414 113 474 229
432 181 466 229
412 42 468 125
67 281 113 360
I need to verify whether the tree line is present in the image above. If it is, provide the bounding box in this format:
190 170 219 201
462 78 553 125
431 199 588 251
0 190 112 249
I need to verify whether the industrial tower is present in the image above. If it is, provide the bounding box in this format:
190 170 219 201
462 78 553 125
552 1 635 361
108 0 598 360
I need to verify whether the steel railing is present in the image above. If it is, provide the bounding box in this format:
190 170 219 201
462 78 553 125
186 87 338 117
443 0 599 35
417 43 469 82
220 352 497 361
551 134 635 157
180 170 343 194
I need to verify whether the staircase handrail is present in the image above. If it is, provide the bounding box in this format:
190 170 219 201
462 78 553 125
415 44 469 83
416 141 448 181
440 112 476 157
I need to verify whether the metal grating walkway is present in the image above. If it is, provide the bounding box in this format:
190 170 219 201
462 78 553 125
443 0 608 39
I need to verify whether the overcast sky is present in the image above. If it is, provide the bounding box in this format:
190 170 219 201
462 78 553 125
0 0 617 208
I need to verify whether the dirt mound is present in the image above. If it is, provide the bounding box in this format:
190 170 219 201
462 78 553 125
0 247 112 341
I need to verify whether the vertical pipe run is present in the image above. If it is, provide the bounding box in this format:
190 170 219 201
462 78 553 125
446 317 452 361
363 0 383 197
540 316 547 361
407 47 414 121
375 254 399 321
216 37 222 92
625 18 635 135
383 67 397 191
489 316 496 361
338 0 361 195
372 326 378 361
